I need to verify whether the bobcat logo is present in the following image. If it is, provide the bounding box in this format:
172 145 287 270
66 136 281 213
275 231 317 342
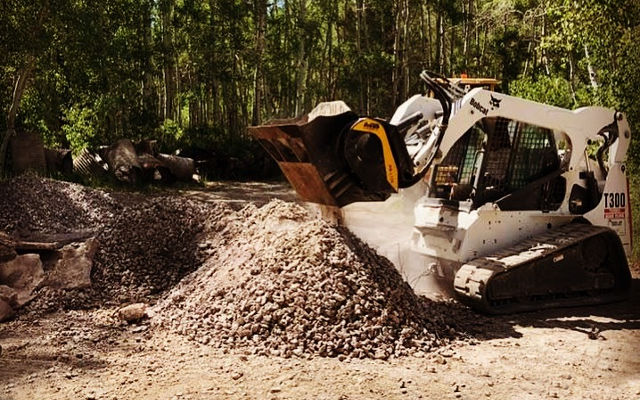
490 95 502 110
470 98 488 115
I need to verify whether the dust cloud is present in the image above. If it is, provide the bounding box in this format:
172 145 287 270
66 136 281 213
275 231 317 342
339 182 448 298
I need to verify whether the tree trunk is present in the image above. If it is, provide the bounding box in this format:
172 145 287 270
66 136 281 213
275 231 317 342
449 24 455 76
252 0 267 125
0 59 36 175
541 13 550 75
568 52 577 103
427 6 433 68
401 0 410 101
392 1 402 107
327 14 334 99
356 0 366 112
584 44 599 89
436 12 445 74
161 0 175 121
362 0 371 114
294 0 308 116
463 0 472 72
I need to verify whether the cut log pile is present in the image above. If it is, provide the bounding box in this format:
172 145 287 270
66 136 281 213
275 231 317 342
82 139 197 184
8 133 196 184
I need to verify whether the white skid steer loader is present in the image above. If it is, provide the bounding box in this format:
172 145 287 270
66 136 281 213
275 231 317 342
249 71 633 314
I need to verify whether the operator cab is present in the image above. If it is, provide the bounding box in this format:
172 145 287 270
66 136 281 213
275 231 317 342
429 117 568 212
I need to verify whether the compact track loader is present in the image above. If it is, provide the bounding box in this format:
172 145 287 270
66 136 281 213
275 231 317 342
249 71 633 314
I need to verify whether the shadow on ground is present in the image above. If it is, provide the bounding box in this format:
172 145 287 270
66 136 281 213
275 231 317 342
503 278 640 335
431 277 640 345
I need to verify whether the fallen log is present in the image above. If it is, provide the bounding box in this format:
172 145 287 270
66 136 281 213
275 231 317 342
137 153 168 182
102 139 142 184
156 153 195 182
135 139 158 156
44 148 73 174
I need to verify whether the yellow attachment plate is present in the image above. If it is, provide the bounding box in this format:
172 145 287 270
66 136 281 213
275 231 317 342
351 118 399 190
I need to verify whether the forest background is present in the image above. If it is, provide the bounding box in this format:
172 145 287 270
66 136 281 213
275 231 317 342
1 0 639 256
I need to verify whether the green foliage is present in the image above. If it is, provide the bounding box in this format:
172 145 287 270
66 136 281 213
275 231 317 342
509 75 575 109
158 119 185 152
0 0 638 224
62 106 98 154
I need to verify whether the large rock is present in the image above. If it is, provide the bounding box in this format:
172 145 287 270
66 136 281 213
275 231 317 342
45 238 98 290
0 285 17 323
0 299 14 322
0 285 18 307
118 303 148 323
0 254 45 306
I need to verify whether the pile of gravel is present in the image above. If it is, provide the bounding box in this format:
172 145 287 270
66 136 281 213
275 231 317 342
0 174 116 236
152 200 471 359
90 197 230 302
2 176 478 358
0 175 220 311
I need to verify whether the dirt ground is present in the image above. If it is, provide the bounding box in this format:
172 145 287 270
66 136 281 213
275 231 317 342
1 183 639 400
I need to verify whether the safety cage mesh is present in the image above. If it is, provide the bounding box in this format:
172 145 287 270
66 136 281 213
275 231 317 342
432 117 559 207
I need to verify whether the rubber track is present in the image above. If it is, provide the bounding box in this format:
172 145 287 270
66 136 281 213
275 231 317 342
454 223 629 314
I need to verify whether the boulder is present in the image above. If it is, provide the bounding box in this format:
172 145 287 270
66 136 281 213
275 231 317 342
45 238 98 290
118 303 148 323
0 254 45 306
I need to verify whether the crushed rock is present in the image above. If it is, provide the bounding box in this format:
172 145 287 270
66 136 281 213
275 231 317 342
0 173 115 236
0 175 225 313
1 176 478 359
152 200 473 359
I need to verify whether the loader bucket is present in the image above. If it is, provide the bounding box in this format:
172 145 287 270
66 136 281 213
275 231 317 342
249 102 392 207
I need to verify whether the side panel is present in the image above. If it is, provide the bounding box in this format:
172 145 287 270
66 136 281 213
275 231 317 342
411 204 575 264
584 164 632 255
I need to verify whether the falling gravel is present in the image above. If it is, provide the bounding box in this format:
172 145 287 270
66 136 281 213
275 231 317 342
152 200 472 359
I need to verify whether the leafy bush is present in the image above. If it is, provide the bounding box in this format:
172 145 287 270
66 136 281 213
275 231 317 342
62 106 99 155
158 119 185 151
